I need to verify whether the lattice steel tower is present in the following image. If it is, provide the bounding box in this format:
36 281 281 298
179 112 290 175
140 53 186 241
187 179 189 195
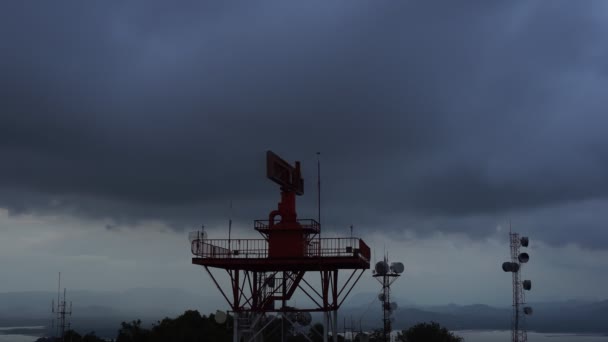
502 231 532 342
373 256 403 342
51 272 72 342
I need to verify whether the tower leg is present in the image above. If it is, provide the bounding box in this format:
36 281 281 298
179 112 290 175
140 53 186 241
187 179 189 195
234 312 239 342
332 310 338 342
323 312 329 342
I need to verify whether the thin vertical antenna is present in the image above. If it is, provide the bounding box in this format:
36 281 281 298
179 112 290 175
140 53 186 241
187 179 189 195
316 152 321 237
57 272 61 313
383 243 386 262
63 287 66 340
350 225 353 238
373 246 376 264
228 200 233 245
57 272 61 339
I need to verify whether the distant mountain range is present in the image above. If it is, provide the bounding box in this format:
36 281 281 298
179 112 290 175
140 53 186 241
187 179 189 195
341 293 608 334
1 289 606 338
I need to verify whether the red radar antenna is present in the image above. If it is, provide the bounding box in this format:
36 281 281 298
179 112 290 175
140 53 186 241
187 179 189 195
190 151 371 342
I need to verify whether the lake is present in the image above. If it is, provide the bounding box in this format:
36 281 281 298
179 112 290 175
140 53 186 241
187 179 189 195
0 335 39 342
0 326 44 342
455 330 608 341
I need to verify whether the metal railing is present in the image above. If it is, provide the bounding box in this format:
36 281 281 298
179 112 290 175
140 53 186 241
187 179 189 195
192 237 371 261
254 219 320 232
191 239 268 258
307 238 371 261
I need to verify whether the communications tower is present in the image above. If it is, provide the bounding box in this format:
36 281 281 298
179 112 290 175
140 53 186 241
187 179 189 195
51 272 72 342
190 151 371 342
501 231 532 342
373 257 403 342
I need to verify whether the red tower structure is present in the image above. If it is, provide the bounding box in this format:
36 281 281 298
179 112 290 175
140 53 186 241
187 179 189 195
191 151 371 342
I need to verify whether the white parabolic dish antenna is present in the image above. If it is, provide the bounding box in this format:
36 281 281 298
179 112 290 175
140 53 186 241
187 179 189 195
518 252 530 263
390 262 405 274
502 262 520 273
298 312 312 326
375 261 389 275
215 310 227 324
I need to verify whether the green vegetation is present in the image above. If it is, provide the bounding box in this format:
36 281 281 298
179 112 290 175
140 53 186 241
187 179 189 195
114 310 328 342
36 311 462 342
116 310 231 342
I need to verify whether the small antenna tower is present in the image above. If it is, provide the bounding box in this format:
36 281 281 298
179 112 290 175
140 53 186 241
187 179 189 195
51 272 72 342
501 229 532 342
372 255 404 342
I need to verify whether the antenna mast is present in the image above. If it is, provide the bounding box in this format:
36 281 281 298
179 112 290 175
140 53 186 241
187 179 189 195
373 255 404 342
501 230 532 342
52 273 72 342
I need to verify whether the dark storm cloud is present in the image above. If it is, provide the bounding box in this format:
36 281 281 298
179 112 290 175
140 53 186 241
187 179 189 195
2 1 608 247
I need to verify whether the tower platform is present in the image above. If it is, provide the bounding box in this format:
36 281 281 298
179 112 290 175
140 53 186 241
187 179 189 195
192 237 370 271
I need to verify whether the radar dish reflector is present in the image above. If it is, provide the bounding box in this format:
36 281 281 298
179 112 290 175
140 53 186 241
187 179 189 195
520 237 529 247
523 280 531 291
523 307 533 315
390 262 405 274
215 310 227 324
375 261 389 275
518 253 529 263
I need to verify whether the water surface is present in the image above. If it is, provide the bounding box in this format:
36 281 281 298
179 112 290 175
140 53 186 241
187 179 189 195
455 330 608 342
0 334 38 342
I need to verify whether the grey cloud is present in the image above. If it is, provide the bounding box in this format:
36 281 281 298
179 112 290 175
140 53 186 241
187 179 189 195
2 1 608 248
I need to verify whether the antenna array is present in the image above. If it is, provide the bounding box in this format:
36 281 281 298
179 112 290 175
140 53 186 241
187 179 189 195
51 272 72 342
373 257 404 342
501 232 532 342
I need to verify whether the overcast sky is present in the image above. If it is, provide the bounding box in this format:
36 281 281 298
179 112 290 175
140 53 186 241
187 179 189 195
1 1 608 308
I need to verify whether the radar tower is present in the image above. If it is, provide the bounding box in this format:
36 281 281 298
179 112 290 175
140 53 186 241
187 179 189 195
190 151 371 342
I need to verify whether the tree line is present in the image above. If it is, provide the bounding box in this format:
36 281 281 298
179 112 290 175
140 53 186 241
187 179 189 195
36 310 463 342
